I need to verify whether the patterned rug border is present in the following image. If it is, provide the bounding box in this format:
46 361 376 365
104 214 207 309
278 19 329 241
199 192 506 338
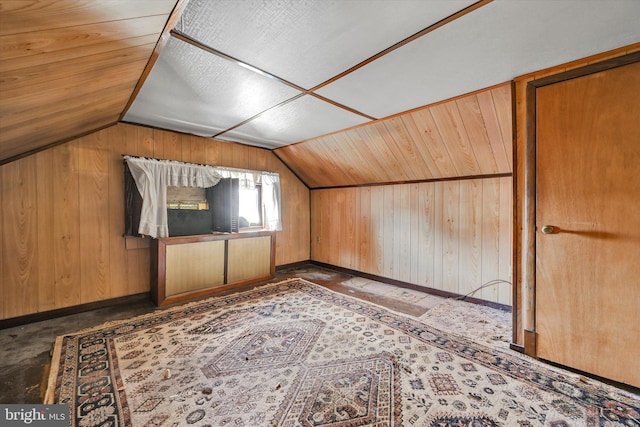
44 277 640 415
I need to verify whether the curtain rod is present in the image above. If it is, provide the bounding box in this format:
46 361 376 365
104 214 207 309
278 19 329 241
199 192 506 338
121 154 278 176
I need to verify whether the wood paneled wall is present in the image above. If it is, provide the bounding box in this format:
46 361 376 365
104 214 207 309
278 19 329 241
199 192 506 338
311 177 512 305
0 123 310 320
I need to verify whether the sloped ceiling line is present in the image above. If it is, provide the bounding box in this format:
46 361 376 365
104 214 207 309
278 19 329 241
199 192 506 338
124 0 640 150
119 0 193 123
0 0 178 164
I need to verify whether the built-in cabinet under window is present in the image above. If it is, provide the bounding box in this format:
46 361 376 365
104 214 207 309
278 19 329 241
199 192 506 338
124 156 280 306
151 230 276 306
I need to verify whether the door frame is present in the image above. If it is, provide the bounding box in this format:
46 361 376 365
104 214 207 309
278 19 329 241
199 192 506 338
519 51 640 357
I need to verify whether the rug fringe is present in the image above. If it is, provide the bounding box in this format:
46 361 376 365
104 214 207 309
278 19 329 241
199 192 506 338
43 335 65 404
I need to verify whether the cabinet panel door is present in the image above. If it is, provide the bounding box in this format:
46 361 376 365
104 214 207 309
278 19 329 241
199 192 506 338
227 236 272 283
165 240 225 296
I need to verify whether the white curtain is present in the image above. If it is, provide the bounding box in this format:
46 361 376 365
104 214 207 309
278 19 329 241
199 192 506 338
124 156 221 238
124 156 282 237
261 172 282 231
216 167 260 190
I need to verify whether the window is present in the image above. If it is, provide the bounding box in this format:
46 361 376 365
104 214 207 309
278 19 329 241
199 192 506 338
123 156 281 238
239 184 262 227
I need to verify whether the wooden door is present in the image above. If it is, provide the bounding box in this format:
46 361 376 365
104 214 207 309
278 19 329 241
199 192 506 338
535 61 640 387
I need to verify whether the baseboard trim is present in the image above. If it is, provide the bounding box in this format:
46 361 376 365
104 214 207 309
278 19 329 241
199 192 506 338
309 261 512 312
524 329 537 357
276 260 313 271
509 343 525 354
2 262 511 328
0 293 151 330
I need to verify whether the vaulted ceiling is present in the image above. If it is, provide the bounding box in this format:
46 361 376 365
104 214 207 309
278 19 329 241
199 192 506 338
1 0 639 182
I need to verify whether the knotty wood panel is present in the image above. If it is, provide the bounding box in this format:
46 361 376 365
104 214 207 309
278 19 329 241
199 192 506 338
0 0 178 163
1 157 38 318
275 84 513 188
52 142 81 309
227 236 272 284
165 241 225 296
0 123 310 320
78 132 110 303
311 177 513 305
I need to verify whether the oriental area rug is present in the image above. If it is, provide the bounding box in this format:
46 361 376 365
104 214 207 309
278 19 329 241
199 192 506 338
45 278 639 427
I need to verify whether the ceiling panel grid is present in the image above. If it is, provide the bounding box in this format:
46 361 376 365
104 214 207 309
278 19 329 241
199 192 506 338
124 0 480 148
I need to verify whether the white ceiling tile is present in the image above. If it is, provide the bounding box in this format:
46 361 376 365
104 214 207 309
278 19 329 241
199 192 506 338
216 95 371 148
123 36 301 135
176 0 476 89
316 0 640 118
214 133 287 150
124 0 640 148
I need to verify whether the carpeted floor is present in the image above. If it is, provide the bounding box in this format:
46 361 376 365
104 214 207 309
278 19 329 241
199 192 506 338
336 276 513 350
46 278 639 426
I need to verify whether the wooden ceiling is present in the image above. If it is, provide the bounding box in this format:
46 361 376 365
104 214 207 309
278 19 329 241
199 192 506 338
0 0 178 163
275 83 512 188
0 0 636 191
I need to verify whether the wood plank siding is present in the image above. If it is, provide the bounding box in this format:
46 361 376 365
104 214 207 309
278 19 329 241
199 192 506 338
276 84 515 307
311 177 513 306
0 123 310 320
275 84 512 188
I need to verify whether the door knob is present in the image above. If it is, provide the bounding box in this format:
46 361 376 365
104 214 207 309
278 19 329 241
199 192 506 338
541 225 555 234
